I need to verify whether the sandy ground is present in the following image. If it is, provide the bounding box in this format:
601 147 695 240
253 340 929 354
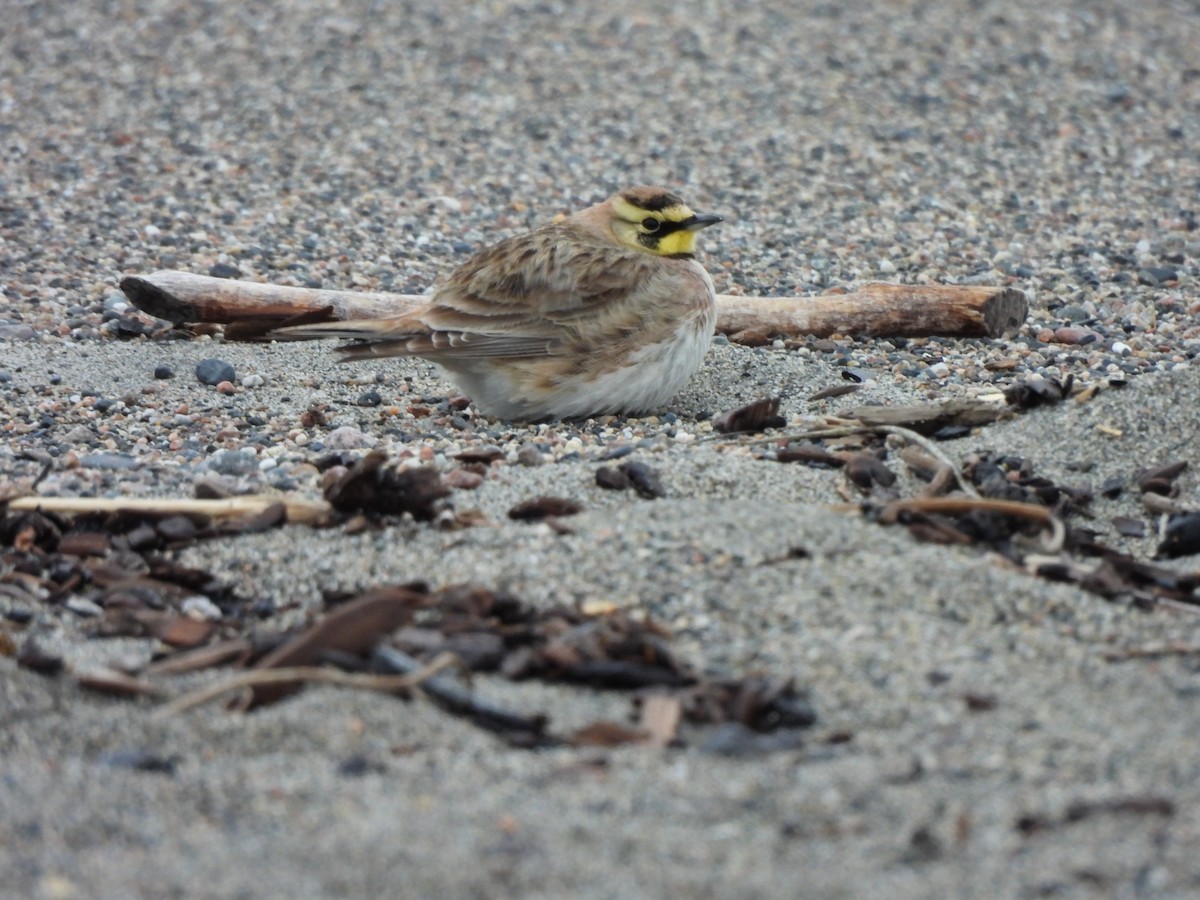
3 1 1200 898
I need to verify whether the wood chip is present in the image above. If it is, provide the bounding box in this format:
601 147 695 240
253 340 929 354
639 693 682 748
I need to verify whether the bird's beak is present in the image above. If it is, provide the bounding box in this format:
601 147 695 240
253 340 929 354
684 213 723 231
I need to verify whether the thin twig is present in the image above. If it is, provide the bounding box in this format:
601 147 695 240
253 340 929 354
874 425 979 498
154 654 457 717
1103 643 1200 662
372 645 549 737
880 496 1066 553
717 417 981 498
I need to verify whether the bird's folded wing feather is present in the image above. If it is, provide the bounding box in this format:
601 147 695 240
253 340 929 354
274 222 669 361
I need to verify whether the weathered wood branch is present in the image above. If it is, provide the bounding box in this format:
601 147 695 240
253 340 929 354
120 270 1028 342
714 282 1028 341
7 494 334 525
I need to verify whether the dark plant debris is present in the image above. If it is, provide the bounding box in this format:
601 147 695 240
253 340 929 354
712 397 786 434
507 496 585 521
324 452 449 520
595 461 666 499
1136 460 1188 497
1004 374 1074 408
1157 512 1200 560
872 451 1200 607
161 581 815 751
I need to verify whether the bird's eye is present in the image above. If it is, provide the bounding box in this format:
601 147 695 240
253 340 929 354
641 217 661 233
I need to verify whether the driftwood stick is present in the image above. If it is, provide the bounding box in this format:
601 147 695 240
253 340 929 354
715 282 1028 340
121 271 1028 340
120 271 416 326
7 494 334 525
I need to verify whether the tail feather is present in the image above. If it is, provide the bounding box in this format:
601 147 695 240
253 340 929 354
222 306 339 342
335 340 422 361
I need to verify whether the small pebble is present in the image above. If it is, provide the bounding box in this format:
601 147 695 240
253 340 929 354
66 596 105 618
516 445 545 467
208 263 242 279
444 469 484 490
324 425 378 450
208 449 260 476
0 324 38 341
154 365 175 380
1053 327 1096 345
195 358 236 386
78 453 138 470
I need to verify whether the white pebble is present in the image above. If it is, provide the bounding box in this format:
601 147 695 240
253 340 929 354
929 362 951 379
324 425 377 450
1111 341 1132 357
66 596 104 618
182 596 223 621
241 374 265 388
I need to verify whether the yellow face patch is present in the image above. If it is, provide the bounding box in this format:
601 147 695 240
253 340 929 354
653 228 698 257
611 196 706 257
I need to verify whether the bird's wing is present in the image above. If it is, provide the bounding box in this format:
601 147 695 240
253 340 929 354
273 222 674 362
270 316 556 361
420 224 660 340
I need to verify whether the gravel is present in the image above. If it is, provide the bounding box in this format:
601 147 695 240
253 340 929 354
3 0 1200 897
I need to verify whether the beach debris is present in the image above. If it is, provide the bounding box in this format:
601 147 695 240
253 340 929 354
775 442 844 468
807 384 861 401
1136 460 1188 497
1004 374 1074 408
507 496 584 521
846 398 1006 436
1016 796 1174 836
595 460 666 499
1157 512 1200 560
323 452 449 520
137 581 818 750
712 397 785 434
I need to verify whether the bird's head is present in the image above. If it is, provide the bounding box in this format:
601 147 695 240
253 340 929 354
605 186 722 259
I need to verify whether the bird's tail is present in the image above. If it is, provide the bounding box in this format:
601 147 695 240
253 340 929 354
268 318 426 361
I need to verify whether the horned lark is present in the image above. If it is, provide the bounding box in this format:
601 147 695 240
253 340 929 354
276 186 722 420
